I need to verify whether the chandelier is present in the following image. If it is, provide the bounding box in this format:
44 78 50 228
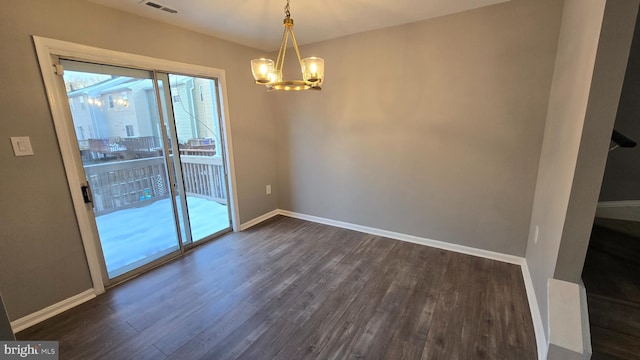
250 0 324 91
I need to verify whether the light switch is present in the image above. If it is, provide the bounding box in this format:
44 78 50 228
10 136 34 156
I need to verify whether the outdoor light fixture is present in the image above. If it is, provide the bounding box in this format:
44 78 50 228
87 97 103 107
250 0 324 91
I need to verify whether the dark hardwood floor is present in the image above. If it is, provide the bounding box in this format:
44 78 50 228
583 222 640 360
17 216 536 359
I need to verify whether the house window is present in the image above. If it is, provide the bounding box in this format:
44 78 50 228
125 125 134 137
108 95 114 108
173 94 181 103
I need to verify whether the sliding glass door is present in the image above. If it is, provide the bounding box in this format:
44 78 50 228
60 60 231 281
164 74 231 242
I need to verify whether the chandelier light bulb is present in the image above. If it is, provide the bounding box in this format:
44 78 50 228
251 58 275 84
302 57 324 84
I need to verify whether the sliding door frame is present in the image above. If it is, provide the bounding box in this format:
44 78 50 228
33 36 240 294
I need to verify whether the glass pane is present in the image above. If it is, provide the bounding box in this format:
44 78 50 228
155 75 192 245
62 60 181 278
167 74 231 242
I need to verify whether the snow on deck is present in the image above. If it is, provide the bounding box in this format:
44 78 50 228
96 197 229 275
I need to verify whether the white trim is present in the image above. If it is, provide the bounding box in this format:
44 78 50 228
33 37 107 293
279 210 523 264
547 279 591 358
277 209 547 359
10 289 95 333
239 209 281 231
15 207 547 357
596 200 640 207
32 36 241 290
579 283 592 358
595 200 640 222
521 261 548 360
216 74 241 233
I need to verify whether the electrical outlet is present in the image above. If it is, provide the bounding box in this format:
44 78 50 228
266 185 272 195
534 225 539 244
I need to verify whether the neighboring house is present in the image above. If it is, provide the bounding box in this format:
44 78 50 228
169 75 221 147
68 77 137 142
66 75 221 156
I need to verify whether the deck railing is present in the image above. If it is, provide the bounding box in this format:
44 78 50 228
180 155 227 204
85 155 226 216
88 136 160 154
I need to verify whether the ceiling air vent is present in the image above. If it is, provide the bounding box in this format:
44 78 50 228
144 1 162 9
161 7 178 14
141 1 178 14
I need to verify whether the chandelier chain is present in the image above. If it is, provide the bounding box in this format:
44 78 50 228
284 0 290 18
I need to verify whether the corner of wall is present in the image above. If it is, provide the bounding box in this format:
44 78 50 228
521 259 548 360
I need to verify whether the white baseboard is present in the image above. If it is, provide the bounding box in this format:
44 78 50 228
239 209 280 231
579 283 592 358
15 209 544 358
11 209 279 333
521 261 548 360
279 210 523 265
276 209 546 360
596 200 640 222
597 200 640 207
10 289 96 333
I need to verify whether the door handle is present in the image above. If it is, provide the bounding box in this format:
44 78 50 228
81 183 93 204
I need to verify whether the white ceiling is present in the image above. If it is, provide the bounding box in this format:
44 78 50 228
89 0 509 51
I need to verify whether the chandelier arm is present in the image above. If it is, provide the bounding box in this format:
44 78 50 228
288 27 304 71
277 31 289 74
274 27 288 73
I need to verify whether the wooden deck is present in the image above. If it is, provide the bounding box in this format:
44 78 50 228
17 216 536 359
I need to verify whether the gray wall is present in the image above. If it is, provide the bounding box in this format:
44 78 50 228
0 294 15 340
275 0 563 256
555 0 638 283
599 16 640 202
525 0 638 341
525 0 604 341
3 1 634 348
0 0 278 320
